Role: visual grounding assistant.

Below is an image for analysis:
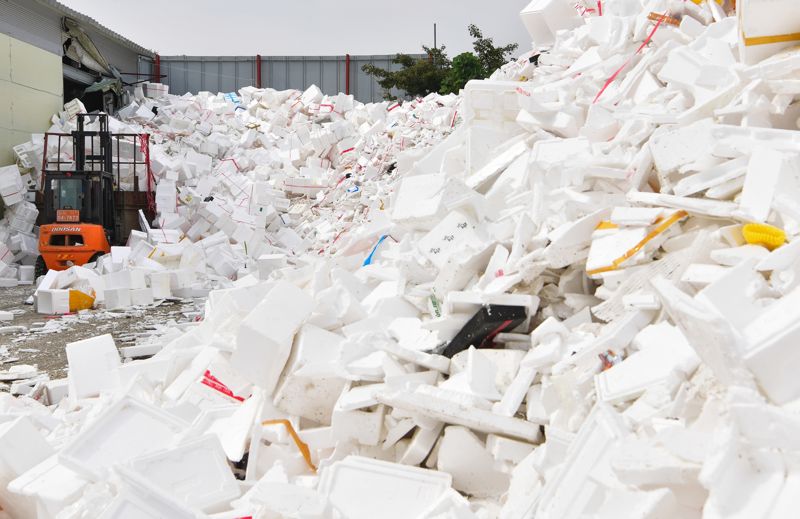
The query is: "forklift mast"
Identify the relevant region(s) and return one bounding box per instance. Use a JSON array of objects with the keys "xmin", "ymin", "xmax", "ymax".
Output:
[
  {"xmin": 39, "ymin": 113, "xmax": 155, "ymax": 245},
  {"xmin": 41, "ymin": 113, "xmax": 117, "ymax": 243}
]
